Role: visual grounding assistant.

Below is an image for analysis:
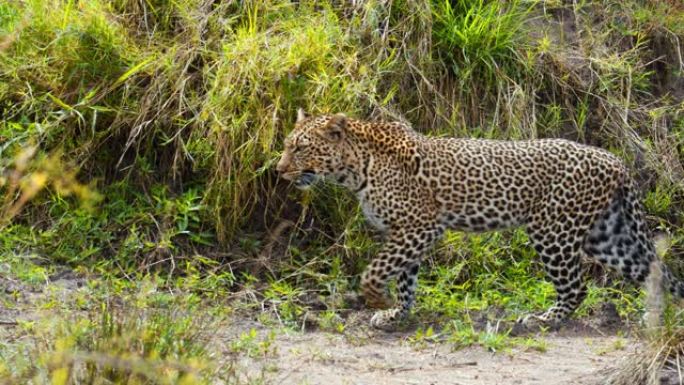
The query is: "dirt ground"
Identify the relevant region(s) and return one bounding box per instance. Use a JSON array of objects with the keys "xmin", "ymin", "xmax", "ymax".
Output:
[
  {"xmin": 229, "ymin": 332, "xmax": 634, "ymax": 385},
  {"xmin": 0, "ymin": 274, "xmax": 643, "ymax": 385},
  {"xmin": 217, "ymin": 312, "xmax": 638, "ymax": 385}
]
